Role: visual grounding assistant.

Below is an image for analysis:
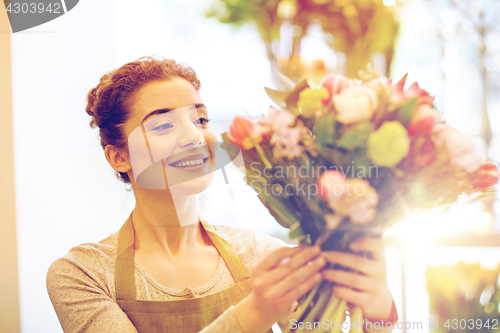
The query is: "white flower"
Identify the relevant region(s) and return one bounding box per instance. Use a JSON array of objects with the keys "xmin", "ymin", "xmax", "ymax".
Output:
[{"xmin": 332, "ymin": 86, "xmax": 378, "ymax": 124}]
